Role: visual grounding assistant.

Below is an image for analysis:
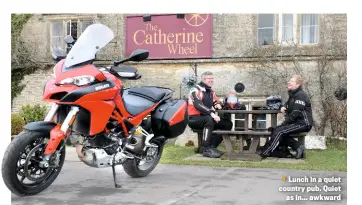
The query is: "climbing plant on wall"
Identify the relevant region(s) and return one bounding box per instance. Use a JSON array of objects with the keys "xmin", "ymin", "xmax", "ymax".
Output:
[{"xmin": 11, "ymin": 14, "xmax": 41, "ymax": 103}]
